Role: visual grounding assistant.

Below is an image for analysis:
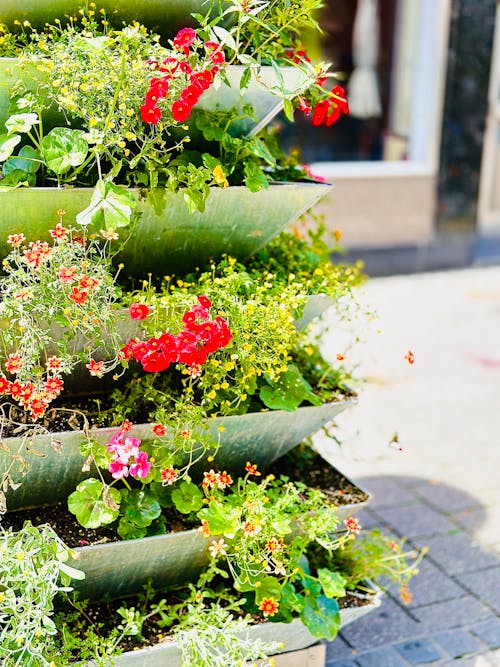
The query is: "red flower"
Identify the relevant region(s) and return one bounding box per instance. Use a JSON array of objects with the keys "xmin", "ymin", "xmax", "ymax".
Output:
[
  {"xmin": 0, "ymin": 377, "xmax": 10, "ymax": 394},
  {"xmin": 58, "ymin": 266, "xmax": 78, "ymax": 284},
  {"xmin": 245, "ymin": 461, "xmax": 261, "ymax": 476},
  {"xmin": 152, "ymin": 423, "xmax": 167, "ymax": 436},
  {"xmin": 198, "ymin": 295, "xmax": 211, "ymax": 309},
  {"xmin": 8, "ymin": 380, "xmax": 23, "ymax": 400},
  {"xmin": 173, "ymin": 27, "xmax": 196, "ymax": 50},
  {"xmin": 344, "ymin": 517, "xmax": 361, "ymax": 534},
  {"xmin": 49, "ymin": 223, "xmax": 68, "ymax": 240},
  {"xmin": 181, "ymin": 85, "xmax": 202, "ymax": 107},
  {"xmin": 45, "ymin": 376, "xmax": 64, "ymax": 396},
  {"xmin": 7, "ymin": 233, "xmax": 25, "ymax": 248},
  {"xmin": 140, "ymin": 104, "xmax": 162, "ymax": 125},
  {"xmin": 190, "ymin": 70, "xmax": 213, "ymax": 92},
  {"xmin": 259, "ymin": 598, "xmax": 279, "ymax": 617},
  {"xmin": 171, "ymin": 99, "xmax": 191, "ymax": 123},
  {"xmin": 129, "ymin": 303, "xmax": 150, "ymax": 321},
  {"xmin": 5, "ymin": 353, "xmax": 23, "ymax": 374},
  {"xmin": 68, "ymin": 288, "xmax": 88, "ymax": 305},
  {"xmin": 160, "ymin": 467, "xmax": 178, "ymax": 485},
  {"xmin": 86, "ymin": 359, "xmax": 104, "ymax": 377},
  {"xmin": 312, "ymin": 100, "xmax": 329, "ymax": 126},
  {"xmin": 149, "ymin": 77, "xmax": 170, "ymax": 98}
]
